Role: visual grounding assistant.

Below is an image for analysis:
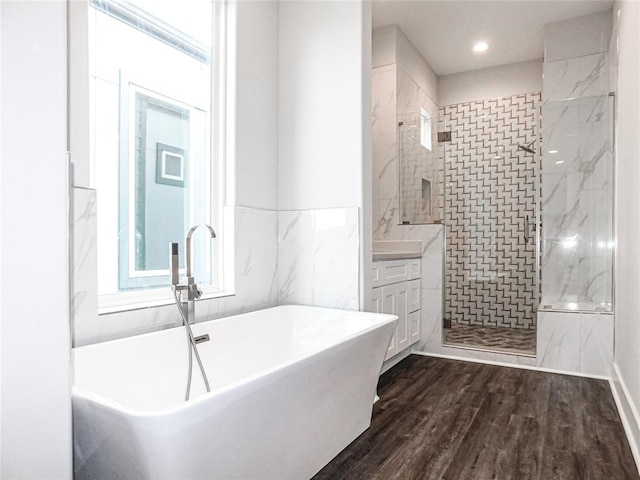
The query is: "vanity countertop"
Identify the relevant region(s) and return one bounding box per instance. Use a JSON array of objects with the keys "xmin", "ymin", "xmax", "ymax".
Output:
[
  {"xmin": 372, "ymin": 240, "xmax": 423, "ymax": 262},
  {"xmin": 373, "ymin": 251, "xmax": 422, "ymax": 261}
]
